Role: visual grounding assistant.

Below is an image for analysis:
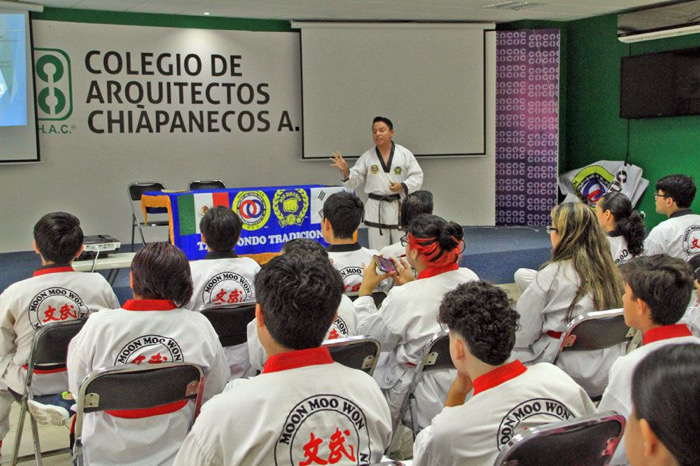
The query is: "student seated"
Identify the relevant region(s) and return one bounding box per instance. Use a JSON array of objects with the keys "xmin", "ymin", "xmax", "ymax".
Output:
[
  {"xmin": 681, "ymin": 254, "xmax": 699, "ymax": 336},
  {"xmin": 174, "ymin": 254, "xmax": 392, "ymax": 465},
  {"xmin": 322, "ymin": 191, "xmax": 387, "ymax": 296},
  {"xmin": 0, "ymin": 212, "xmax": 119, "ymax": 440},
  {"xmin": 644, "ymin": 174, "xmax": 700, "ymax": 260},
  {"xmin": 598, "ymin": 255, "xmax": 699, "ymax": 465},
  {"xmin": 355, "ymin": 213, "xmax": 478, "ymax": 429},
  {"xmin": 66, "ymin": 242, "xmax": 229, "ymax": 465},
  {"xmin": 187, "ymin": 206, "xmax": 260, "ymax": 378},
  {"xmin": 413, "ymin": 281, "xmax": 595, "ymax": 466},
  {"xmin": 512, "ymin": 202, "xmax": 625, "ymax": 397},
  {"xmin": 595, "ymin": 192, "xmax": 645, "ymax": 264},
  {"xmin": 625, "ymin": 344, "xmax": 700, "ymax": 466},
  {"xmin": 247, "ymin": 238, "xmax": 358, "ymax": 371},
  {"xmin": 379, "ymin": 190, "xmax": 434, "ymax": 260}
]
